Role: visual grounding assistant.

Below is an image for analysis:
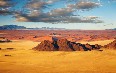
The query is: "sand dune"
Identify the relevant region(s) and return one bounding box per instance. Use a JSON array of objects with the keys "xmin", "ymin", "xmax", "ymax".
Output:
[{"xmin": 0, "ymin": 40, "xmax": 116, "ymax": 73}]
